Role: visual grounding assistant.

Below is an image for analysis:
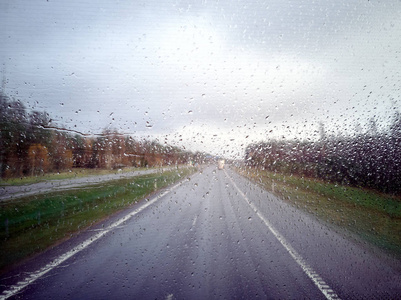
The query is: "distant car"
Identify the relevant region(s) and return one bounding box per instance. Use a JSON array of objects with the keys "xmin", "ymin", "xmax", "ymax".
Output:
[{"xmin": 218, "ymin": 159, "xmax": 225, "ymax": 170}]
